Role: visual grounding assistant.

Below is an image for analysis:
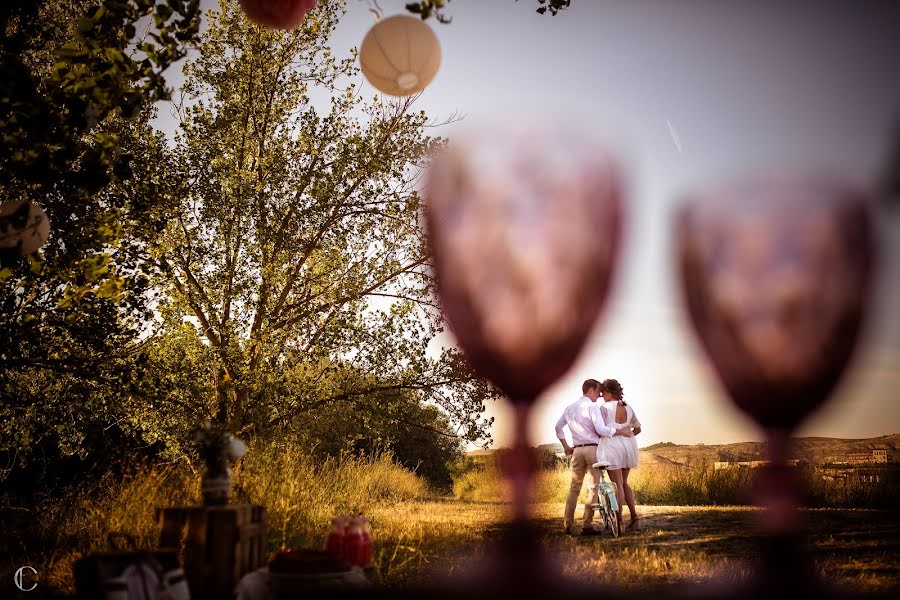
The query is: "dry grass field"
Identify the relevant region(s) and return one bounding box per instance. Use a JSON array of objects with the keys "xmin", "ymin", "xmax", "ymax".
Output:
[
  {"xmin": 370, "ymin": 501, "xmax": 900, "ymax": 593},
  {"xmin": 2, "ymin": 443, "xmax": 898, "ymax": 595}
]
